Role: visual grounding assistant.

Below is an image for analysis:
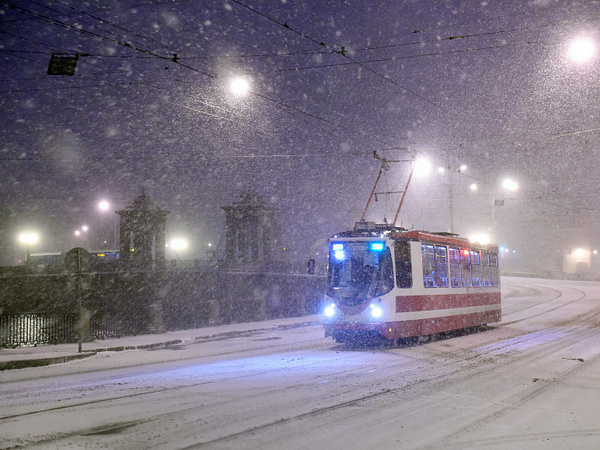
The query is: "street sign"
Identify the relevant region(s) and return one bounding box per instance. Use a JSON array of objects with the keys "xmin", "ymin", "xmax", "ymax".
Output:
[
  {"xmin": 65, "ymin": 247, "xmax": 91, "ymax": 272},
  {"xmin": 47, "ymin": 53, "xmax": 78, "ymax": 76}
]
